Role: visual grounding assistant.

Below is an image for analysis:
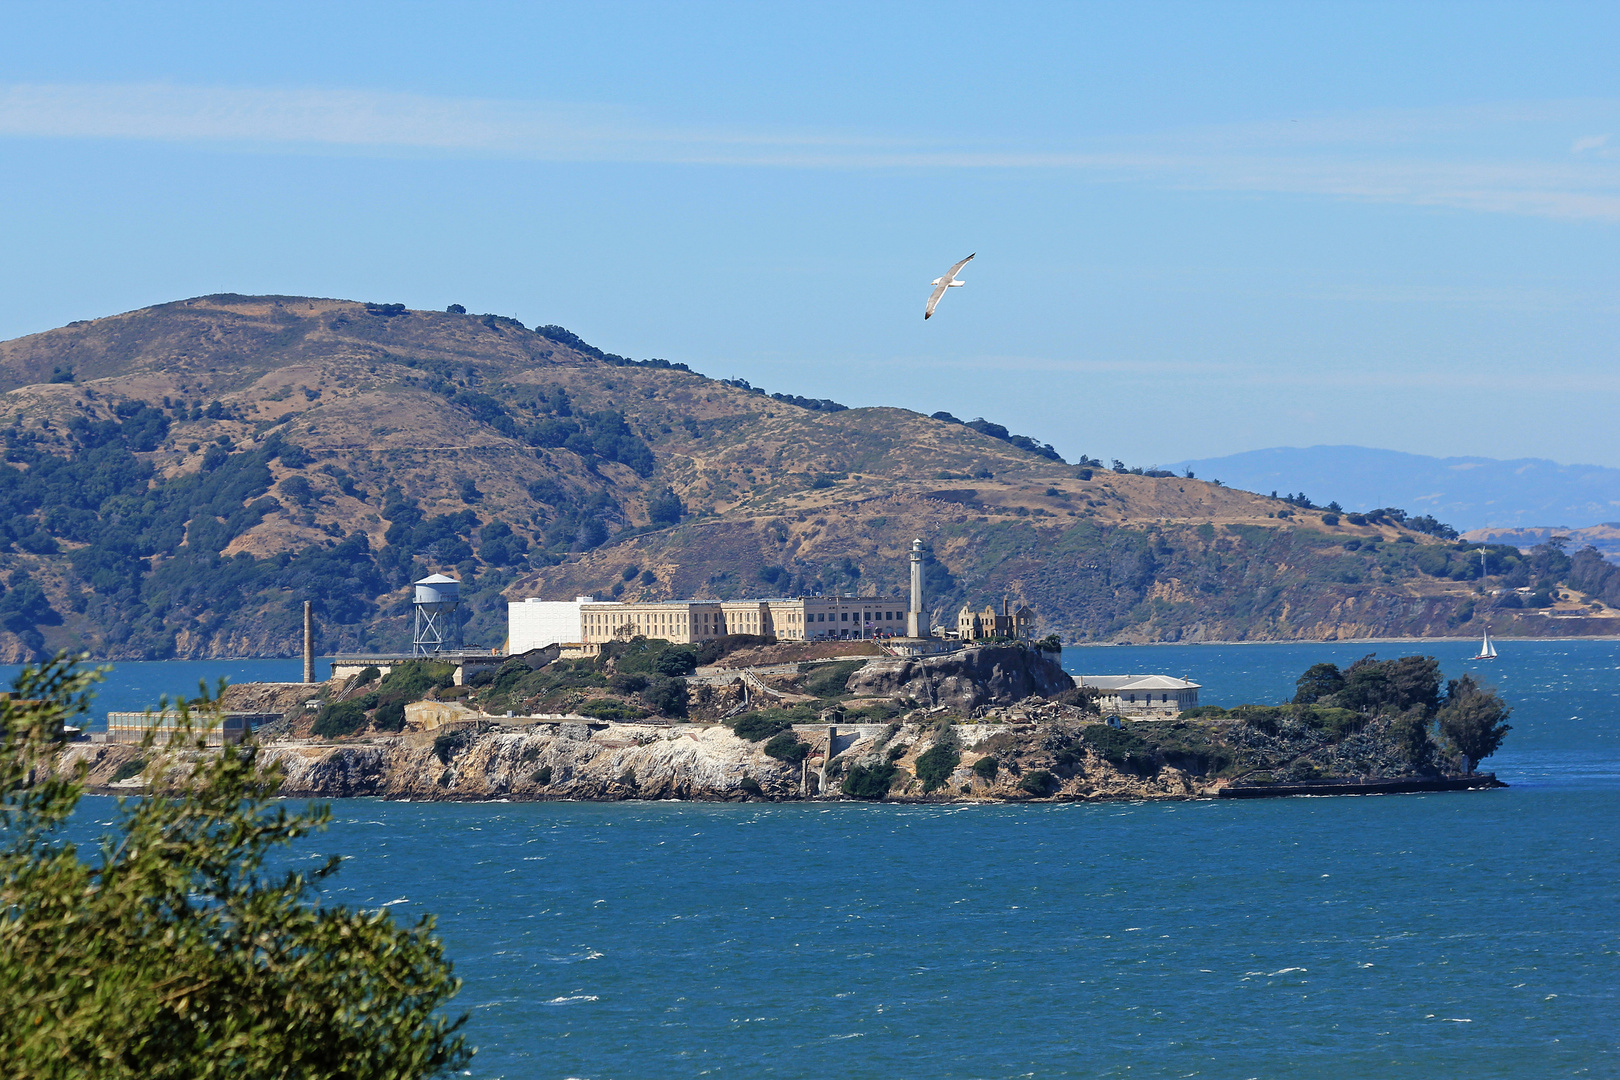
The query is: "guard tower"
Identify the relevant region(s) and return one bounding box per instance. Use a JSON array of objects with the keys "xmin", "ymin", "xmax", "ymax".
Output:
[{"xmin": 413, "ymin": 574, "xmax": 462, "ymax": 657}]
